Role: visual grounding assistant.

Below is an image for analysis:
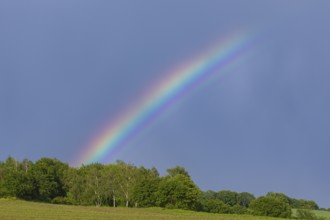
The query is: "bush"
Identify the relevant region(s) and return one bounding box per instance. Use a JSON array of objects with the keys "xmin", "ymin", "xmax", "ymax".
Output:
[
  {"xmin": 156, "ymin": 175, "xmax": 201, "ymax": 210},
  {"xmin": 51, "ymin": 196, "xmax": 71, "ymax": 205},
  {"xmin": 232, "ymin": 204, "xmax": 247, "ymax": 214},
  {"xmin": 199, "ymin": 199, "xmax": 233, "ymax": 214},
  {"xmin": 250, "ymin": 196, "xmax": 292, "ymax": 218}
]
